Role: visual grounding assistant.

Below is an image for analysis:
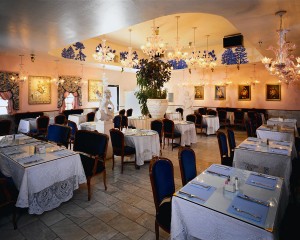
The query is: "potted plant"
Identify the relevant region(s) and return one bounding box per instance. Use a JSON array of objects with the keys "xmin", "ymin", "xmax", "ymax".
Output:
[{"xmin": 135, "ymin": 58, "xmax": 171, "ymax": 118}]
